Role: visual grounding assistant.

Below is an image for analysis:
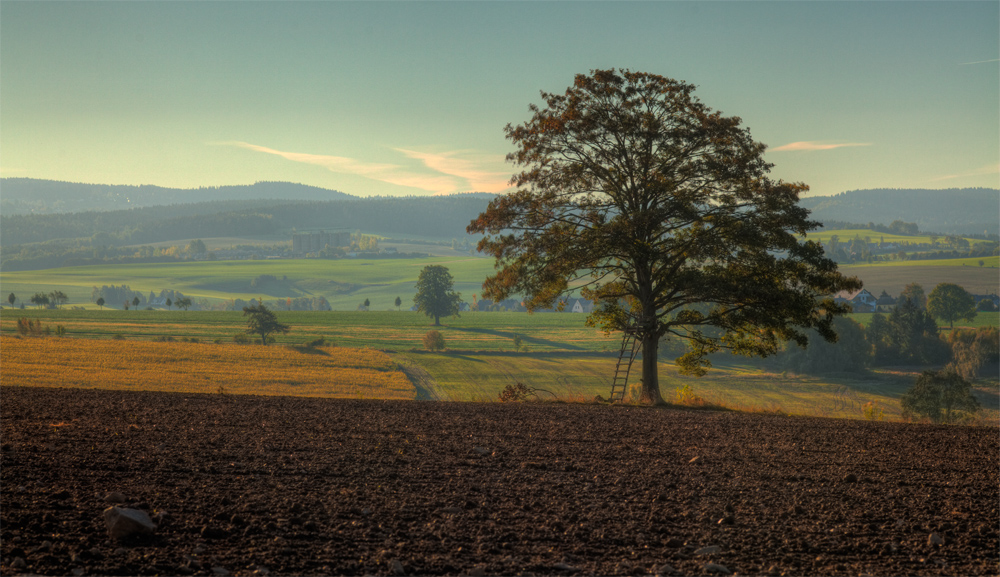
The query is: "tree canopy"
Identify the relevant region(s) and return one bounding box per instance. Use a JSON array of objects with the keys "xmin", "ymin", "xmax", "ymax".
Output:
[
  {"xmin": 413, "ymin": 265, "xmax": 461, "ymax": 326},
  {"xmin": 927, "ymin": 283, "xmax": 976, "ymax": 329},
  {"xmin": 468, "ymin": 69, "xmax": 861, "ymax": 403}
]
